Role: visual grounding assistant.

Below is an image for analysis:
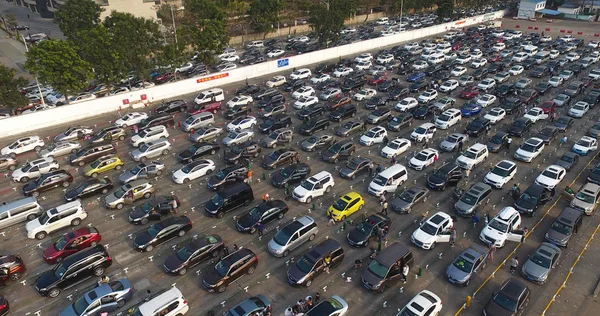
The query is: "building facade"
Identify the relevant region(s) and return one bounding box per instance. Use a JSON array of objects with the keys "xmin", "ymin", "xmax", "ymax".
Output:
[{"xmin": 517, "ymin": 0, "xmax": 546, "ymax": 19}]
